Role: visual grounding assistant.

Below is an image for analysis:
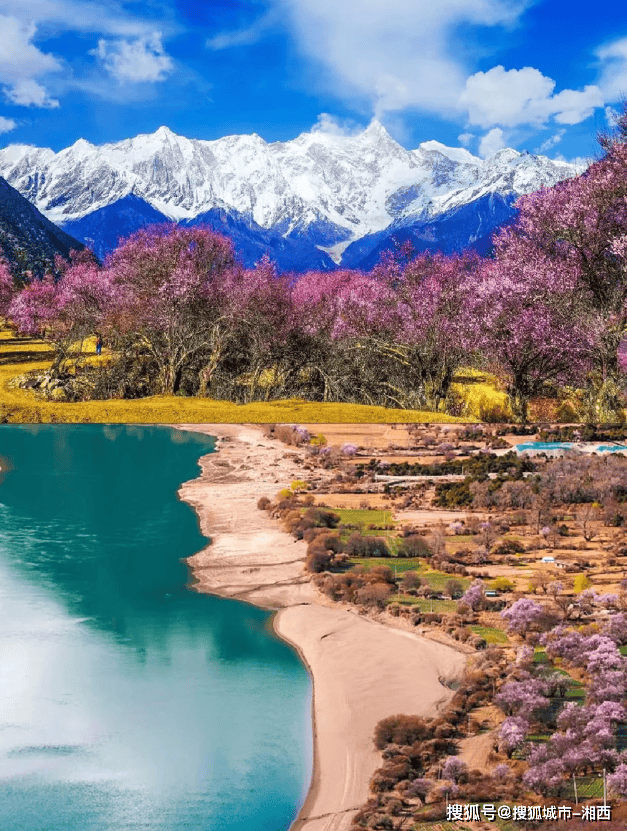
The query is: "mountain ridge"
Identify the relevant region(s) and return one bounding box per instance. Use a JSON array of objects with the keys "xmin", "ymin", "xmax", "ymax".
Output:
[{"xmin": 0, "ymin": 122, "xmax": 588, "ymax": 271}]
